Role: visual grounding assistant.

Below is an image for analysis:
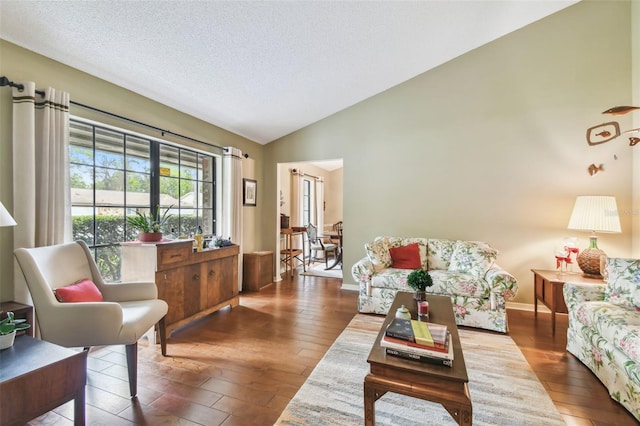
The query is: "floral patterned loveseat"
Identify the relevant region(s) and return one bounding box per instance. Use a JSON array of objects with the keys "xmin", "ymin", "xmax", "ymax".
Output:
[
  {"xmin": 352, "ymin": 236, "xmax": 518, "ymax": 333},
  {"xmin": 564, "ymin": 257, "xmax": 640, "ymax": 421}
]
